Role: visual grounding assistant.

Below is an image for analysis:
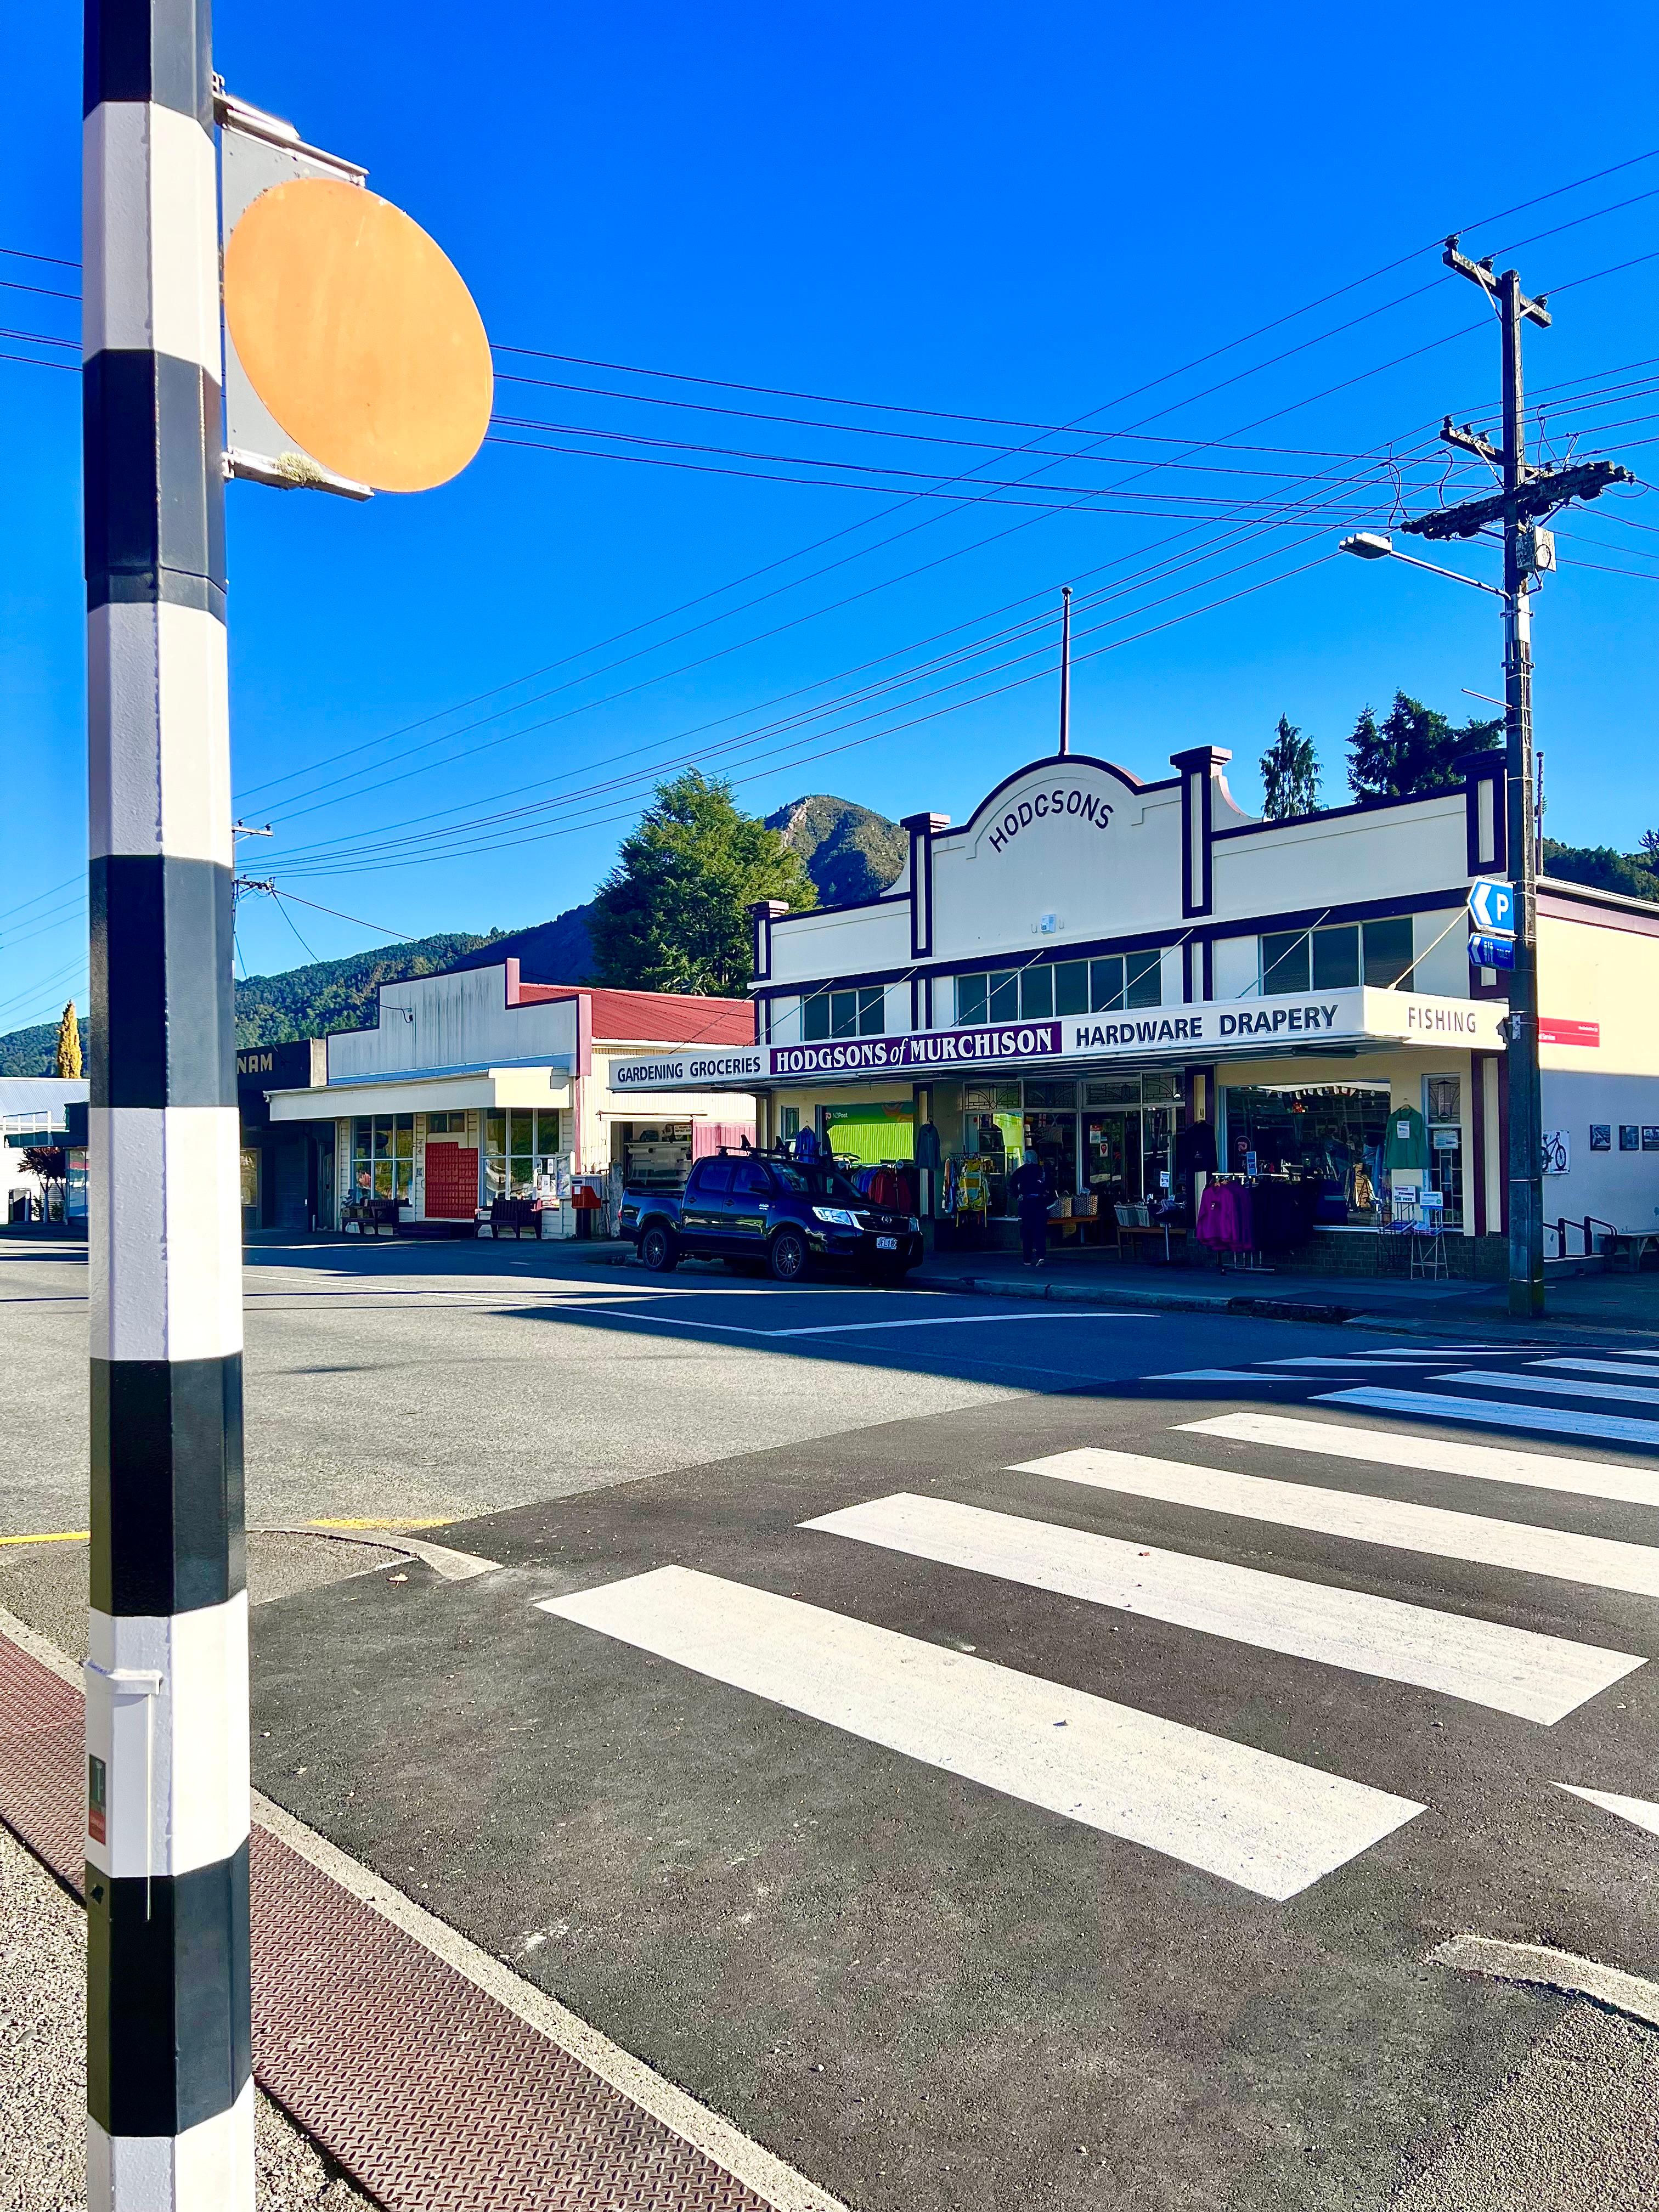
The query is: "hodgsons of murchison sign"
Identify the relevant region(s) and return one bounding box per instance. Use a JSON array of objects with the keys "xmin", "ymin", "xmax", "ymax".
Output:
[{"xmin": 606, "ymin": 989, "xmax": 1508, "ymax": 1091}]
